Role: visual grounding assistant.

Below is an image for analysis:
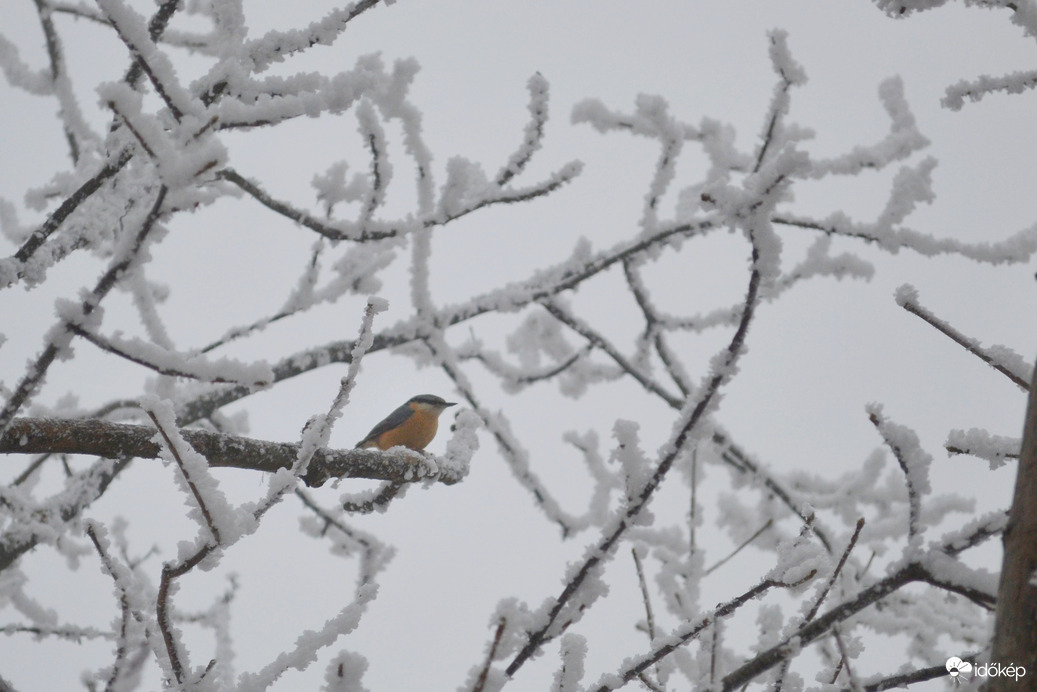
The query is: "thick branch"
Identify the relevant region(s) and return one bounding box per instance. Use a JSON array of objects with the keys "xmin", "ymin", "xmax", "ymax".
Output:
[
  {"xmin": 0, "ymin": 417, "xmax": 461, "ymax": 488},
  {"xmin": 987, "ymin": 355, "xmax": 1037, "ymax": 687}
]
